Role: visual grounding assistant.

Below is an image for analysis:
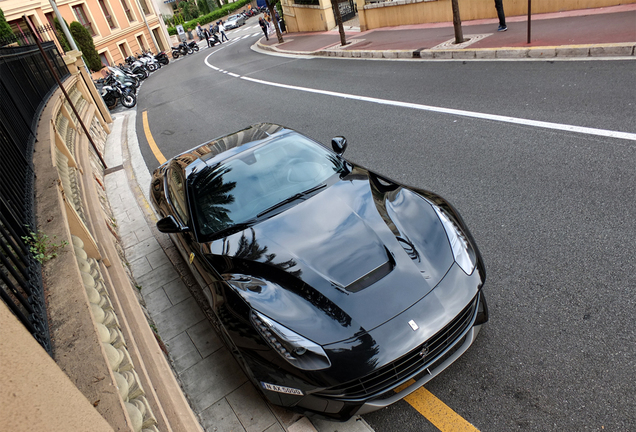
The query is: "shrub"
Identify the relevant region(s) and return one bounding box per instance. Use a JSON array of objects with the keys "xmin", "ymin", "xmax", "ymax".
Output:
[
  {"xmin": 0, "ymin": 8, "xmax": 13, "ymax": 40},
  {"xmin": 69, "ymin": 21, "xmax": 102, "ymax": 72},
  {"xmin": 53, "ymin": 17, "xmax": 71, "ymax": 52}
]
